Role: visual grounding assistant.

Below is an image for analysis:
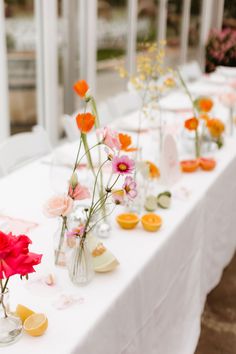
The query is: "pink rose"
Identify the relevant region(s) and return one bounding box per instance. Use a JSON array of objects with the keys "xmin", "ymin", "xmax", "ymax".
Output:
[{"xmin": 43, "ymin": 195, "xmax": 73, "ymax": 218}]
